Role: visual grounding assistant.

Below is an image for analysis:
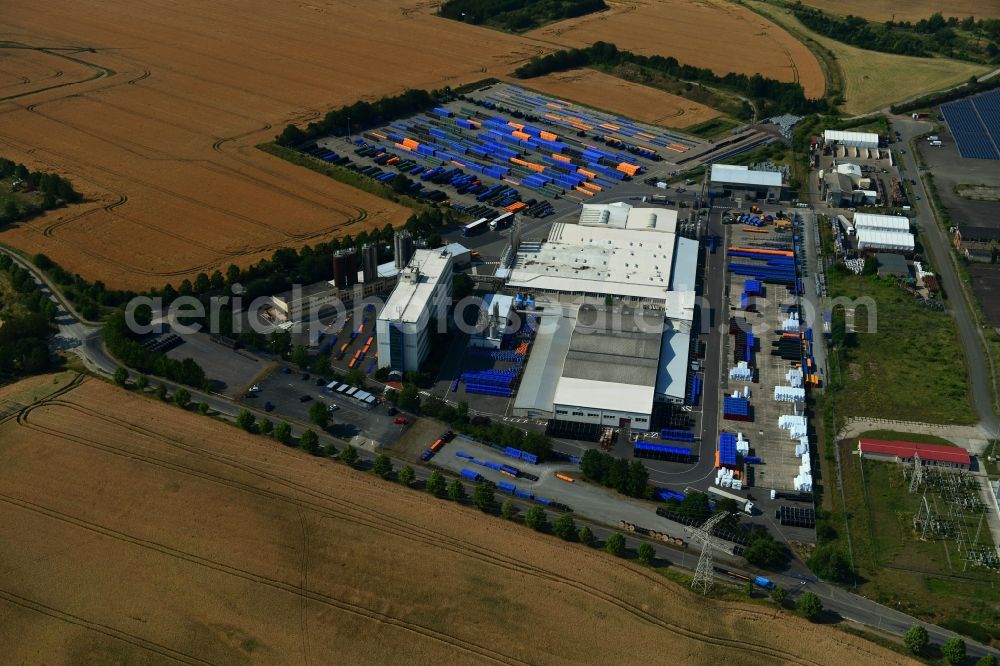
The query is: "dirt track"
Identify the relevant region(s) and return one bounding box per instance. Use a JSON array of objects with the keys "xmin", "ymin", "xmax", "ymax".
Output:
[{"xmin": 0, "ymin": 375, "xmax": 915, "ymax": 665}]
